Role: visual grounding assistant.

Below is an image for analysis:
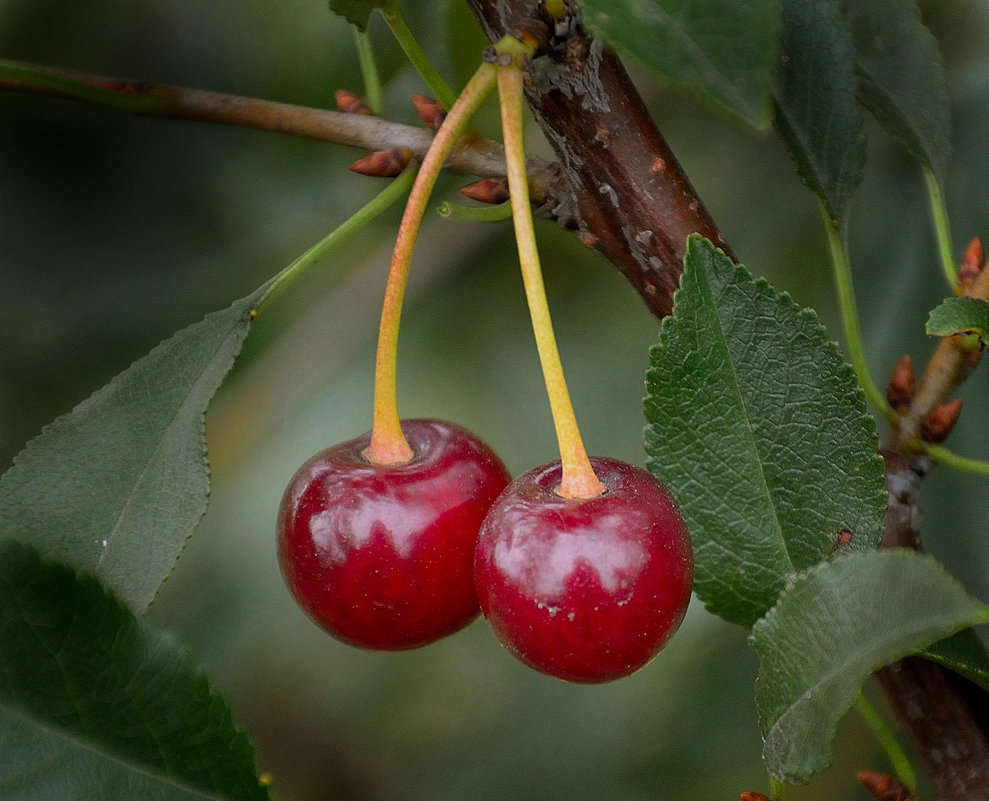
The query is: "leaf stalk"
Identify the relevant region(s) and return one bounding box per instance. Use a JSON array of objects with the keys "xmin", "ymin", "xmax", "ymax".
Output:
[{"xmin": 821, "ymin": 205, "xmax": 895, "ymax": 421}]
